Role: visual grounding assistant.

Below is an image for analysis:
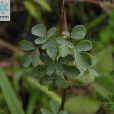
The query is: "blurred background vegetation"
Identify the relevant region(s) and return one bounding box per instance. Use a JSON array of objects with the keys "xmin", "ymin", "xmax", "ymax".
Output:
[{"xmin": 0, "ymin": 0, "xmax": 114, "ymax": 114}]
